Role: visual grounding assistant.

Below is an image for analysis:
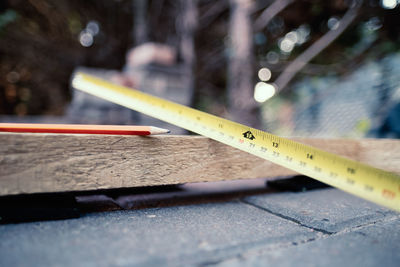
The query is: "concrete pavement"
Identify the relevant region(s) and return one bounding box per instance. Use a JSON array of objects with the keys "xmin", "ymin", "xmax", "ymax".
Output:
[{"xmin": 0, "ymin": 183, "xmax": 399, "ymax": 267}]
